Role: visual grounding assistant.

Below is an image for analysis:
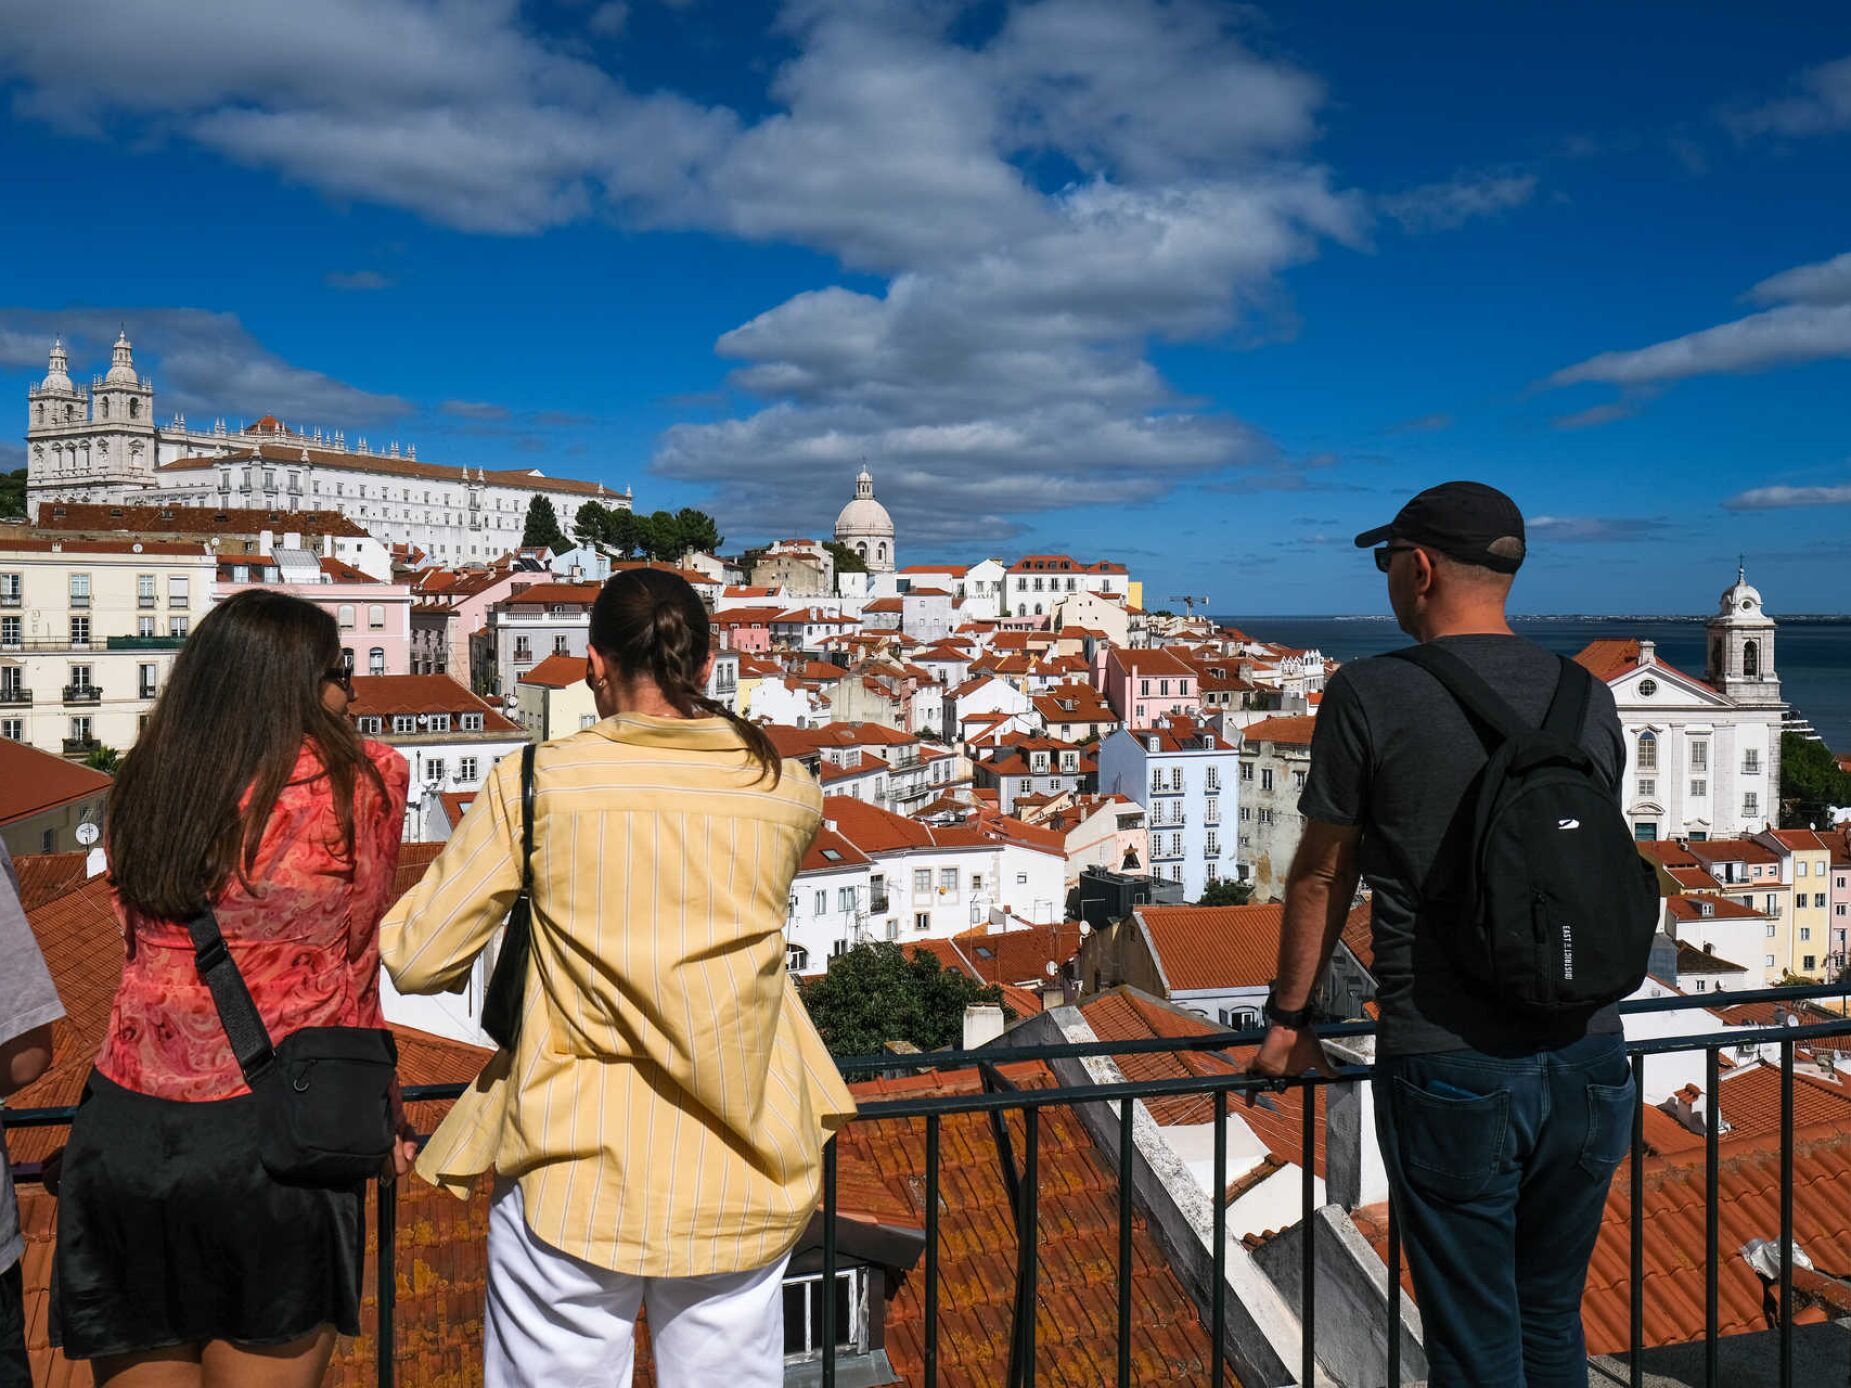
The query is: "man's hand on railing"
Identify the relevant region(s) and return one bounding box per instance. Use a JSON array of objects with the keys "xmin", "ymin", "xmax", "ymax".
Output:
[{"xmin": 1247, "ymin": 1023, "xmax": 1336, "ymax": 1106}]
